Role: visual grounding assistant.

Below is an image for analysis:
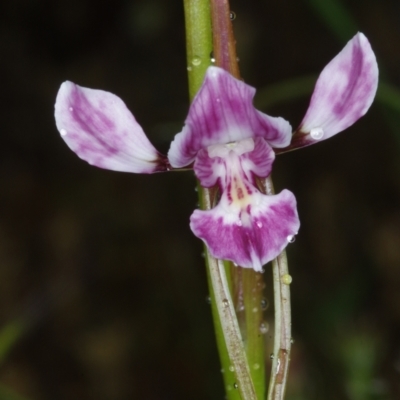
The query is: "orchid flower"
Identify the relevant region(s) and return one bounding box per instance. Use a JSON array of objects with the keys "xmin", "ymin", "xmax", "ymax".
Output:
[{"xmin": 54, "ymin": 33, "xmax": 378, "ymax": 272}]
